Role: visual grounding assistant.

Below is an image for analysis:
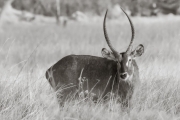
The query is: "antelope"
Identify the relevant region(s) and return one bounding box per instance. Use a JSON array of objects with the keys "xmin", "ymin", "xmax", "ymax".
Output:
[{"xmin": 45, "ymin": 8, "xmax": 144, "ymax": 107}]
